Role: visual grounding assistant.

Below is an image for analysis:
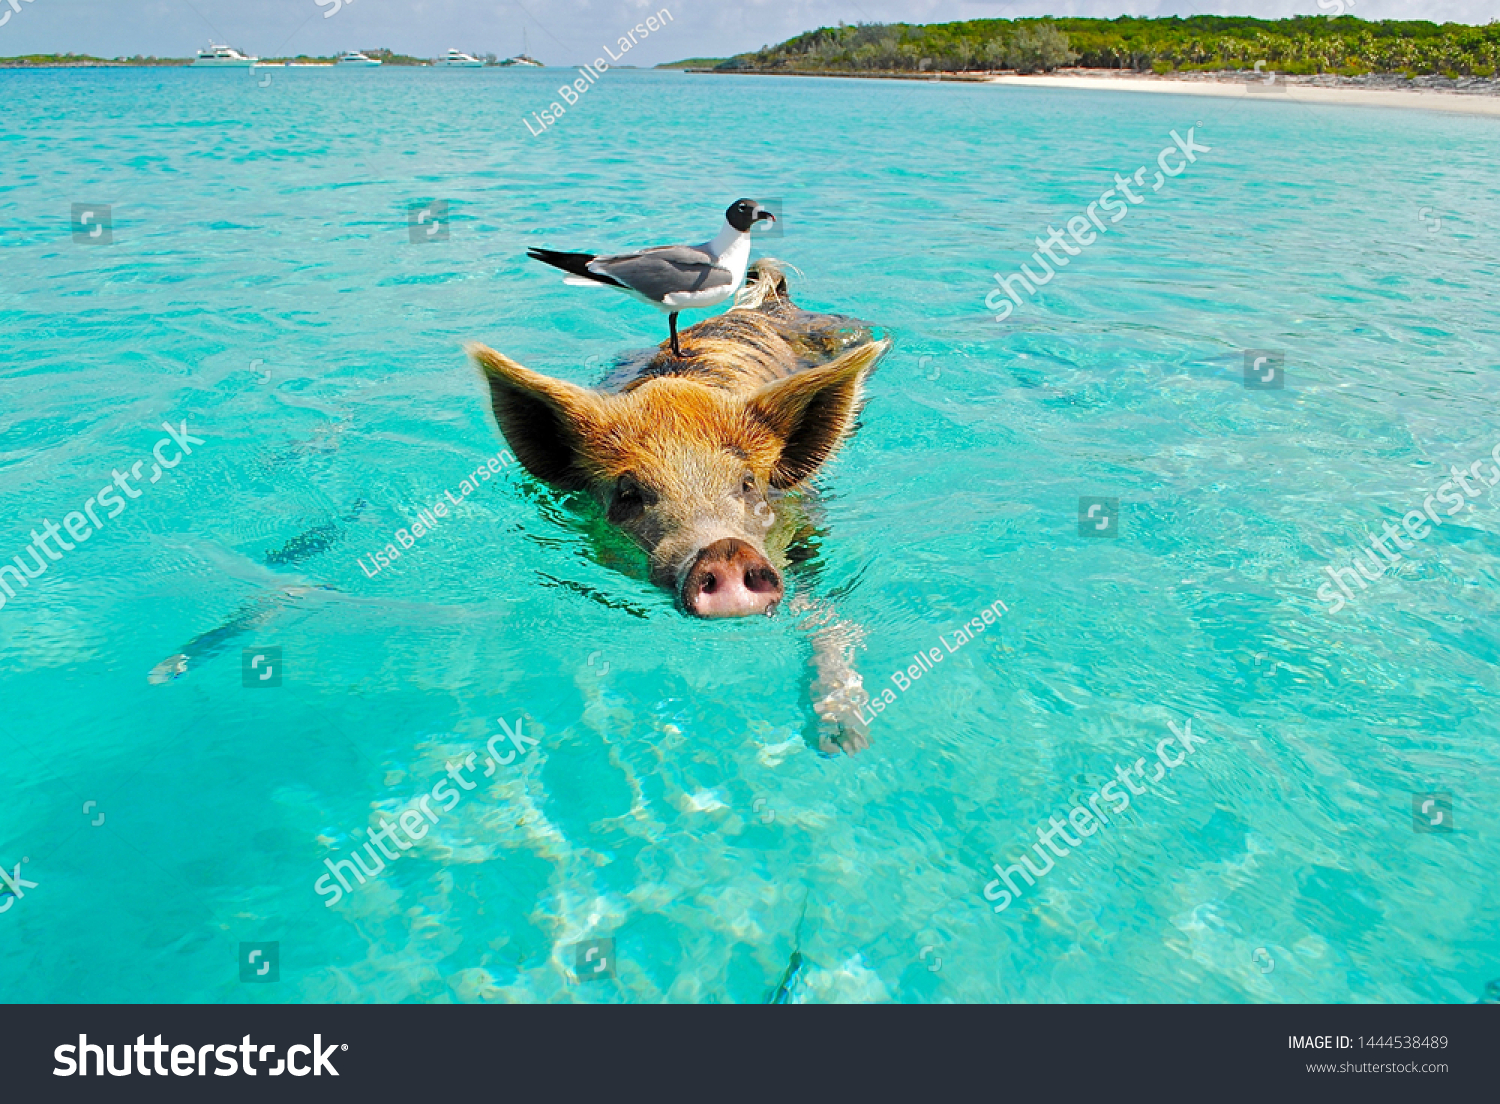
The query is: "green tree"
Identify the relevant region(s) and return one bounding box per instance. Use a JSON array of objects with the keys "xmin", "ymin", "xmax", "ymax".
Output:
[{"xmin": 1006, "ymin": 24, "xmax": 1078, "ymax": 72}]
